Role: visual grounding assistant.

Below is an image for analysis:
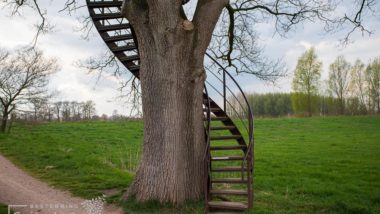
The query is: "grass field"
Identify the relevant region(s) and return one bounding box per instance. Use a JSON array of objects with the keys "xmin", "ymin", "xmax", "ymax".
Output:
[
  {"xmin": 0, "ymin": 204, "xmax": 8, "ymax": 214},
  {"xmin": 0, "ymin": 116, "xmax": 379, "ymax": 213}
]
